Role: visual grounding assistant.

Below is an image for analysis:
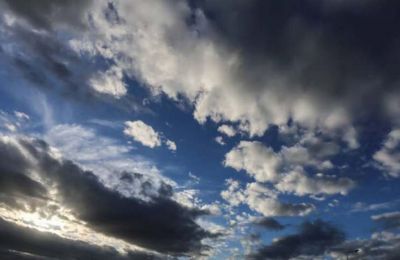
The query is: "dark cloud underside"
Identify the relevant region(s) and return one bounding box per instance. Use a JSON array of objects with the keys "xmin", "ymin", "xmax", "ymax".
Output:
[
  {"xmin": 0, "ymin": 136, "xmax": 212, "ymax": 256},
  {"xmin": 0, "ymin": 217, "xmax": 155, "ymax": 260}
]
